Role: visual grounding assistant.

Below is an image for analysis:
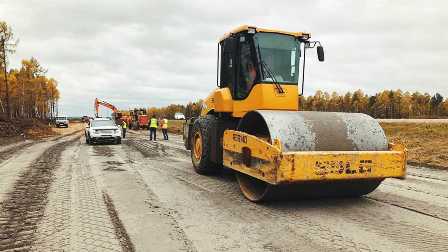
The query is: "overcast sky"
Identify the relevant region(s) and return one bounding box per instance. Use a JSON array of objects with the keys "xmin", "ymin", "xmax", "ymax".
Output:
[{"xmin": 1, "ymin": 0, "xmax": 447, "ymax": 116}]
